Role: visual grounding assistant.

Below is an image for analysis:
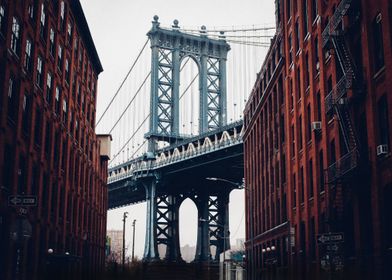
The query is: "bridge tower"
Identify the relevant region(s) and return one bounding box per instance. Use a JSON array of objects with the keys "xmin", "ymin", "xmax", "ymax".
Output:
[
  {"xmin": 145, "ymin": 15, "xmax": 230, "ymax": 152},
  {"xmin": 141, "ymin": 16, "xmax": 234, "ymax": 263}
]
